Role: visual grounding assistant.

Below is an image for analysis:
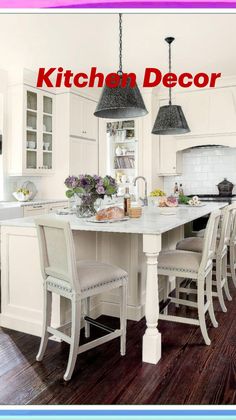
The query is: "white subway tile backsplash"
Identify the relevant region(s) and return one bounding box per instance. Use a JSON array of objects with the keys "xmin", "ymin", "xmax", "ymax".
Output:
[{"xmin": 163, "ymin": 146, "xmax": 236, "ymax": 196}]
